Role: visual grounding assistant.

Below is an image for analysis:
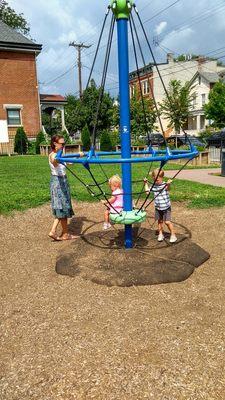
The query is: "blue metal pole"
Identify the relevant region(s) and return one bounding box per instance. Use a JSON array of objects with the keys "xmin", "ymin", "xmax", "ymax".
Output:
[{"xmin": 117, "ymin": 19, "xmax": 132, "ymax": 248}]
